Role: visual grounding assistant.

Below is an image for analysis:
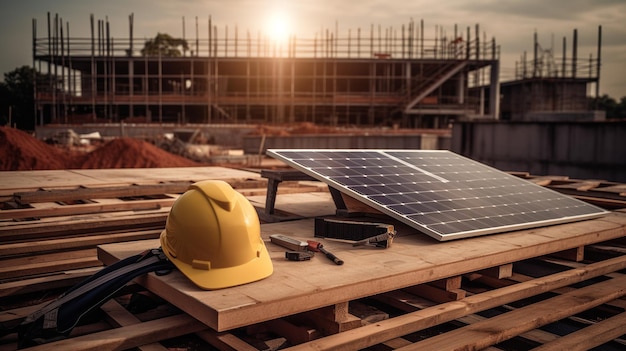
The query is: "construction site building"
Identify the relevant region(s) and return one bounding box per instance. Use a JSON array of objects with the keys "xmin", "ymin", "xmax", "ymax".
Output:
[
  {"xmin": 499, "ymin": 28, "xmax": 603, "ymax": 121},
  {"xmin": 32, "ymin": 14, "xmax": 500, "ymax": 129}
]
